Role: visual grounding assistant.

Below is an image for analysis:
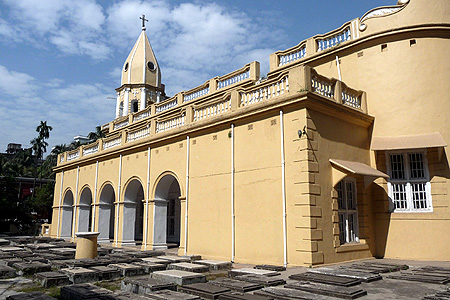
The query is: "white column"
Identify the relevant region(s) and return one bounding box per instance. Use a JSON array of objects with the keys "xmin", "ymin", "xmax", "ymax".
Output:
[
  {"xmin": 56, "ymin": 171, "xmax": 64, "ymax": 238},
  {"xmin": 140, "ymin": 88, "xmax": 147, "ymax": 111},
  {"xmin": 123, "ymin": 89, "xmax": 130, "ymax": 115},
  {"xmin": 115, "ymin": 92, "xmax": 121, "ymax": 118}
]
